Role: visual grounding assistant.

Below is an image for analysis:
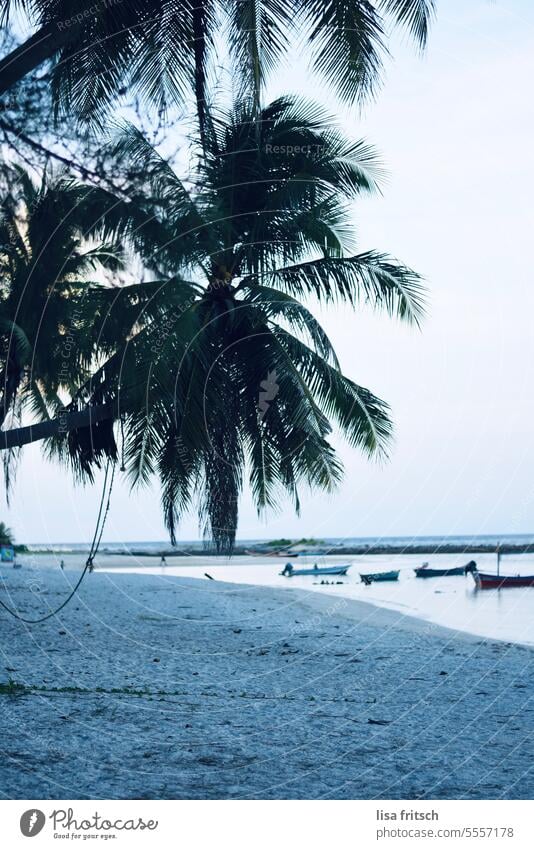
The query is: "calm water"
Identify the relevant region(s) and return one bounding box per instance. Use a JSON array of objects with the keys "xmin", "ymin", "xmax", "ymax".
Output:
[
  {"xmin": 18, "ymin": 539, "xmax": 534, "ymax": 647},
  {"xmin": 99, "ymin": 550, "xmax": 534, "ymax": 647},
  {"xmin": 24, "ymin": 532, "xmax": 534, "ymax": 553}
]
